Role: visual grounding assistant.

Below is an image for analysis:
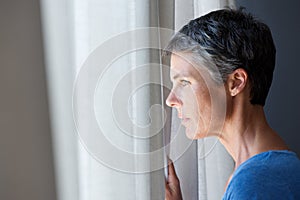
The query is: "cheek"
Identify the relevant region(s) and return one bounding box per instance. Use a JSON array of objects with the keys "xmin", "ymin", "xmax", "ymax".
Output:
[
  {"xmin": 193, "ymin": 85, "xmax": 212, "ymax": 113},
  {"xmin": 194, "ymin": 86, "xmax": 226, "ymax": 132},
  {"xmin": 192, "ymin": 87, "xmax": 212, "ymax": 130},
  {"xmin": 181, "ymin": 87, "xmax": 198, "ymax": 107},
  {"xmin": 211, "ymin": 88, "xmax": 227, "ymax": 117},
  {"xmin": 207, "ymin": 87, "xmax": 227, "ymax": 133}
]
